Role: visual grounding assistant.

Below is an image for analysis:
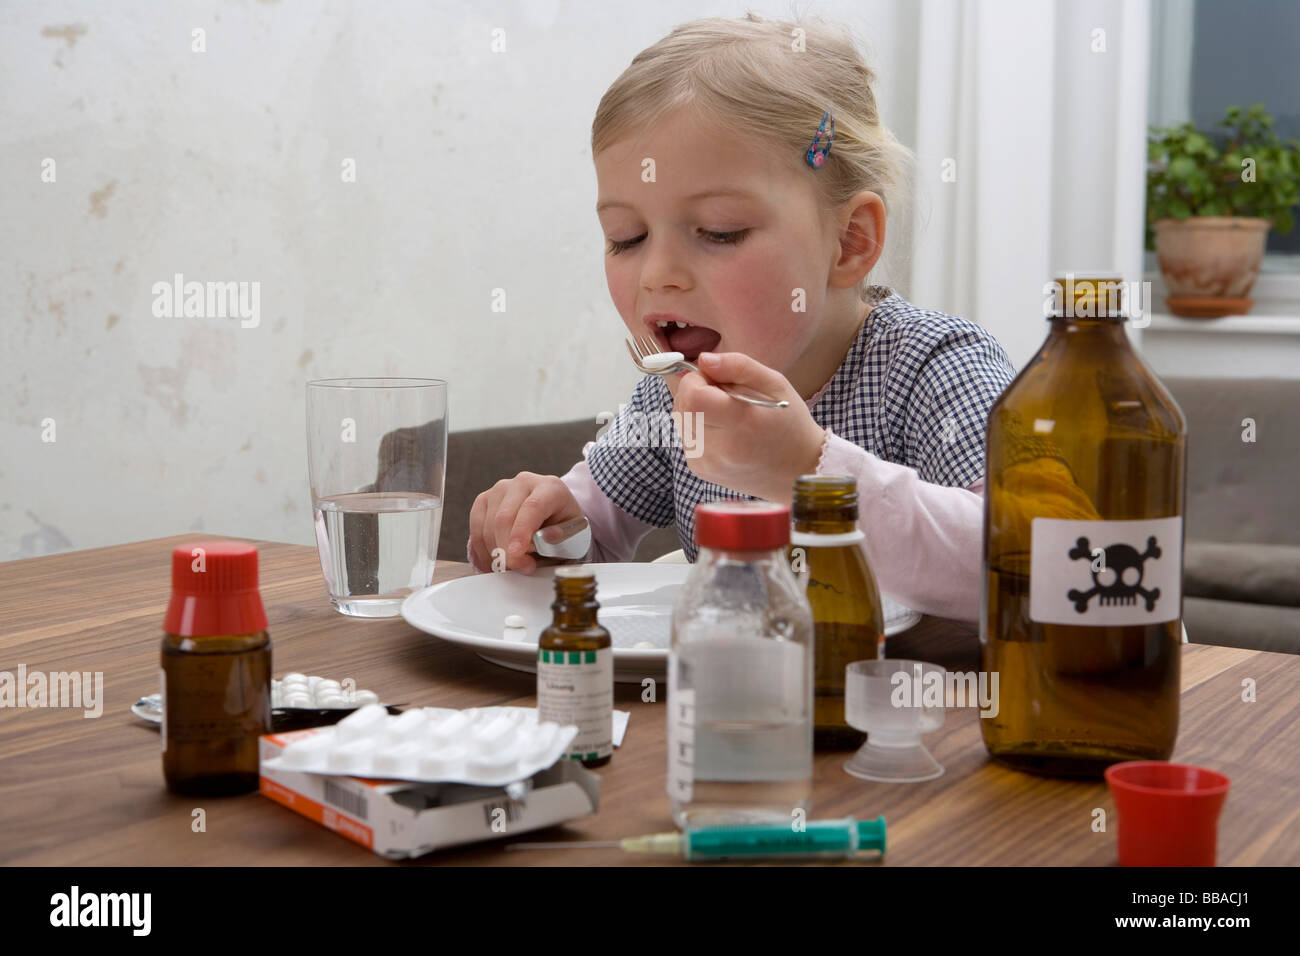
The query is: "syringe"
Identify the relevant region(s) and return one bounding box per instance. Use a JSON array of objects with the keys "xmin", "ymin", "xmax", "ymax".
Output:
[{"xmin": 507, "ymin": 816, "xmax": 885, "ymax": 861}]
